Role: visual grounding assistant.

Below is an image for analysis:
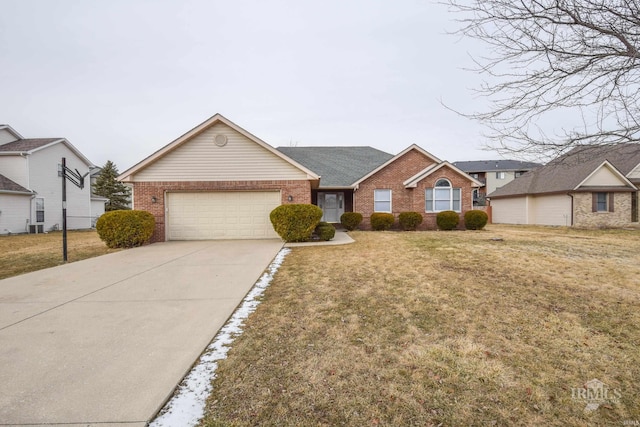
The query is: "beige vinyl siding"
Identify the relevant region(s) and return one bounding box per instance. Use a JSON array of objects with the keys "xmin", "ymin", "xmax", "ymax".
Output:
[
  {"xmin": 491, "ymin": 196, "xmax": 528, "ymax": 224},
  {"xmin": 581, "ymin": 165, "xmax": 626, "ymax": 187},
  {"xmin": 133, "ymin": 123, "xmax": 309, "ymax": 182},
  {"xmin": 530, "ymin": 194, "xmax": 572, "ymax": 226},
  {"xmin": 627, "ymin": 163, "xmax": 640, "ymax": 180},
  {"xmin": 166, "ymin": 191, "xmax": 280, "ymax": 240}
]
